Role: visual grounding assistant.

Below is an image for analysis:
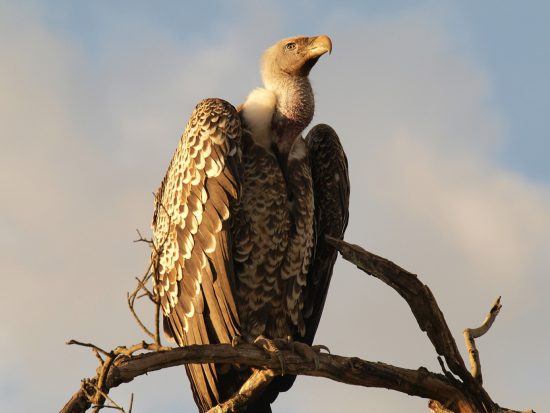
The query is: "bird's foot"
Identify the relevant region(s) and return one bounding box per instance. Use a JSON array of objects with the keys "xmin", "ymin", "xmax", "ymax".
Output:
[
  {"xmin": 231, "ymin": 335, "xmax": 244, "ymax": 348},
  {"xmin": 291, "ymin": 342, "xmax": 330, "ymax": 370},
  {"xmin": 253, "ymin": 335, "xmax": 290, "ymax": 376}
]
